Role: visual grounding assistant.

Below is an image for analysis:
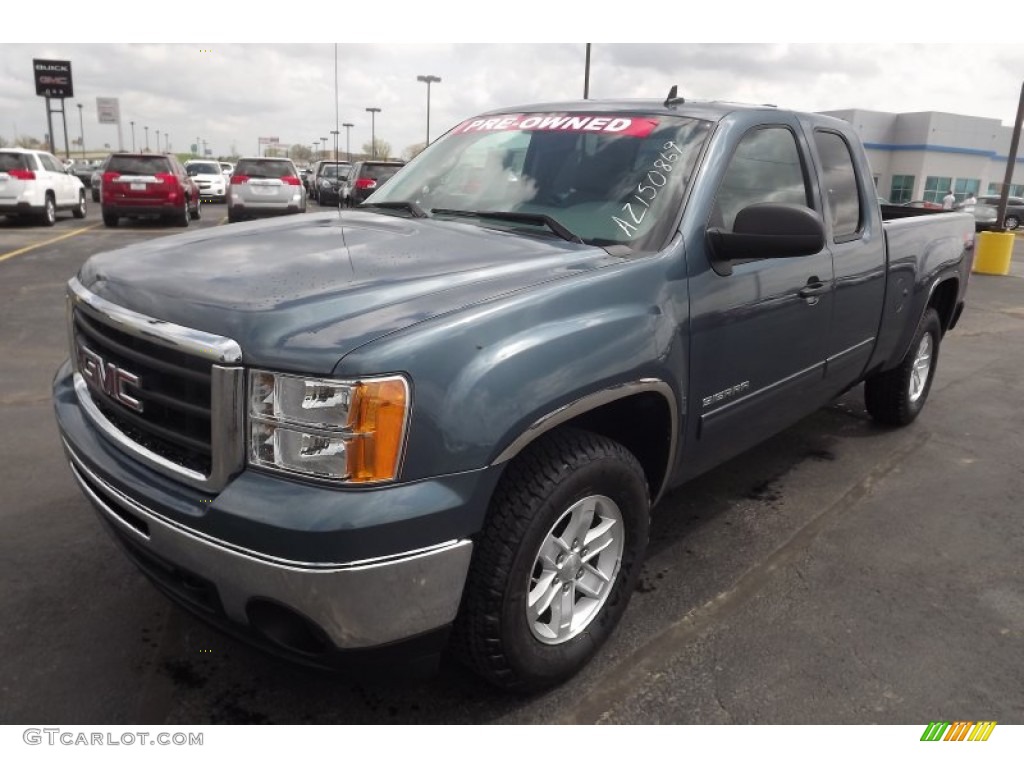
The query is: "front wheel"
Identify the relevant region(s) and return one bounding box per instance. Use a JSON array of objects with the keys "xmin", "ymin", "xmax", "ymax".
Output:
[
  {"xmin": 1005, "ymin": 215, "xmax": 1019, "ymax": 231},
  {"xmin": 865, "ymin": 307, "xmax": 942, "ymax": 426},
  {"xmin": 453, "ymin": 428, "xmax": 650, "ymax": 692}
]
